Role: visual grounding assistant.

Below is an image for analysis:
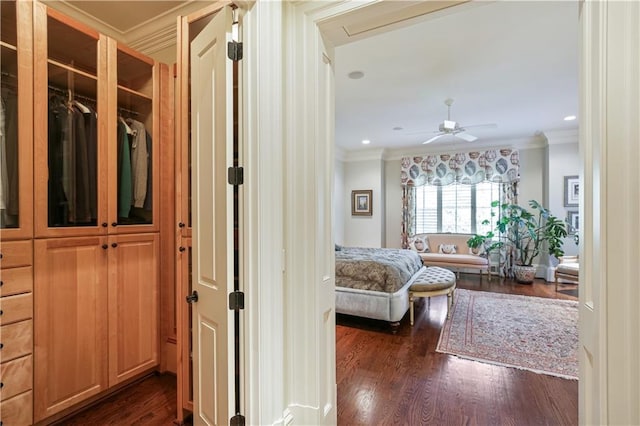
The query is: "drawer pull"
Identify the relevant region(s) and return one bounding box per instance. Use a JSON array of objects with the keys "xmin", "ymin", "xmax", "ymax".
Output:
[
  {"xmin": 179, "ymin": 246, "xmax": 186, "ymax": 252},
  {"xmin": 102, "ymin": 222, "xmax": 108, "ymax": 227},
  {"xmin": 0, "ymin": 343, "xmax": 3, "ymax": 349},
  {"xmin": 0, "ymin": 310, "xmax": 3, "ymax": 316},
  {"xmin": 111, "ymin": 243, "xmax": 118, "ymax": 248},
  {"xmin": 178, "ymin": 222, "xmax": 185, "ymax": 228},
  {"xmin": 102, "ymin": 244, "xmax": 108, "ymax": 250},
  {"xmin": 0, "ymin": 280, "xmax": 3, "ymax": 286},
  {"xmin": 111, "ymin": 222, "xmax": 118, "ymax": 227},
  {"xmin": 0, "ymin": 382, "xmax": 3, "ymax": 388}
]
